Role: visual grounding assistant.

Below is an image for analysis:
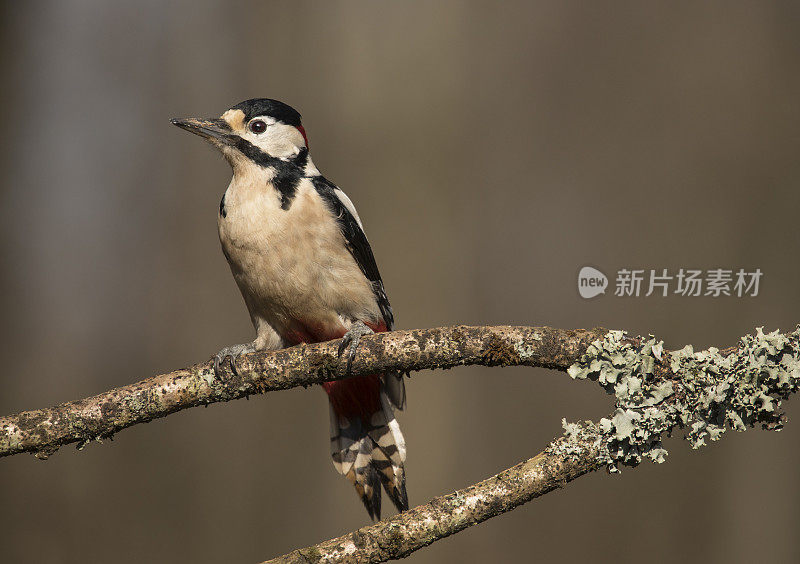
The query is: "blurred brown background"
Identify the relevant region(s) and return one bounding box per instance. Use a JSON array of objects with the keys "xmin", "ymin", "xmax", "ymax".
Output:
[{"xmin": 1, "ymin": 2, "xmax": 799, "ymax": 563}]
